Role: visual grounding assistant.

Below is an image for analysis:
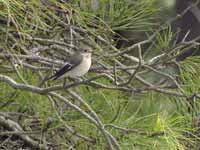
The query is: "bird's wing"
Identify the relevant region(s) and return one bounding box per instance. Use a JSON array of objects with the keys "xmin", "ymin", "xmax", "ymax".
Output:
[
  {"xmin": 48, "ymin": 55, "xmax": 83, "ymax": 80},
  {"xmin": 50, "ymin": 63, "xmax": 73, "ymax": 80}
]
